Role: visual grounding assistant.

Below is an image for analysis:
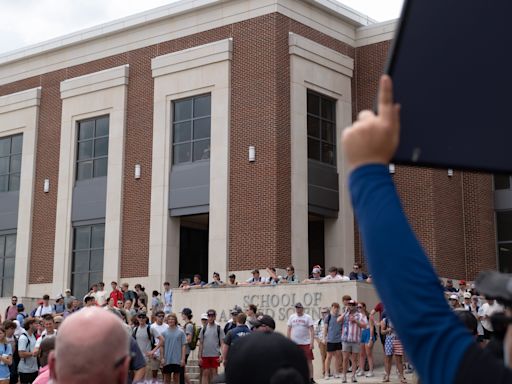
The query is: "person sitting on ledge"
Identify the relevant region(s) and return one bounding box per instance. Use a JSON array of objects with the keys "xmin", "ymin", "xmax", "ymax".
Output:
[
  {"xmin": 279, "ymin": 265, "xmax": 299, "ymax": 284},
  {"xmin": 190, "ymin": 275, "xmax": 206, "ymax": 288}
]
